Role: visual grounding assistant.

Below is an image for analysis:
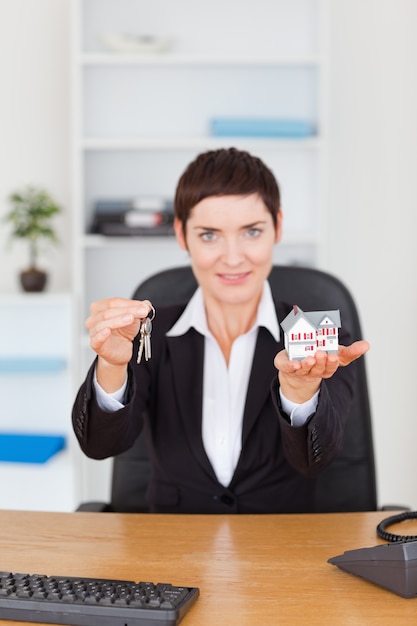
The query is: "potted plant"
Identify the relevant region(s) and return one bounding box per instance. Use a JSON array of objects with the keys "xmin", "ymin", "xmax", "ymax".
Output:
[{"xmin": 4, "ymin": 185, "xmax": 61, "ymax": 292}]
